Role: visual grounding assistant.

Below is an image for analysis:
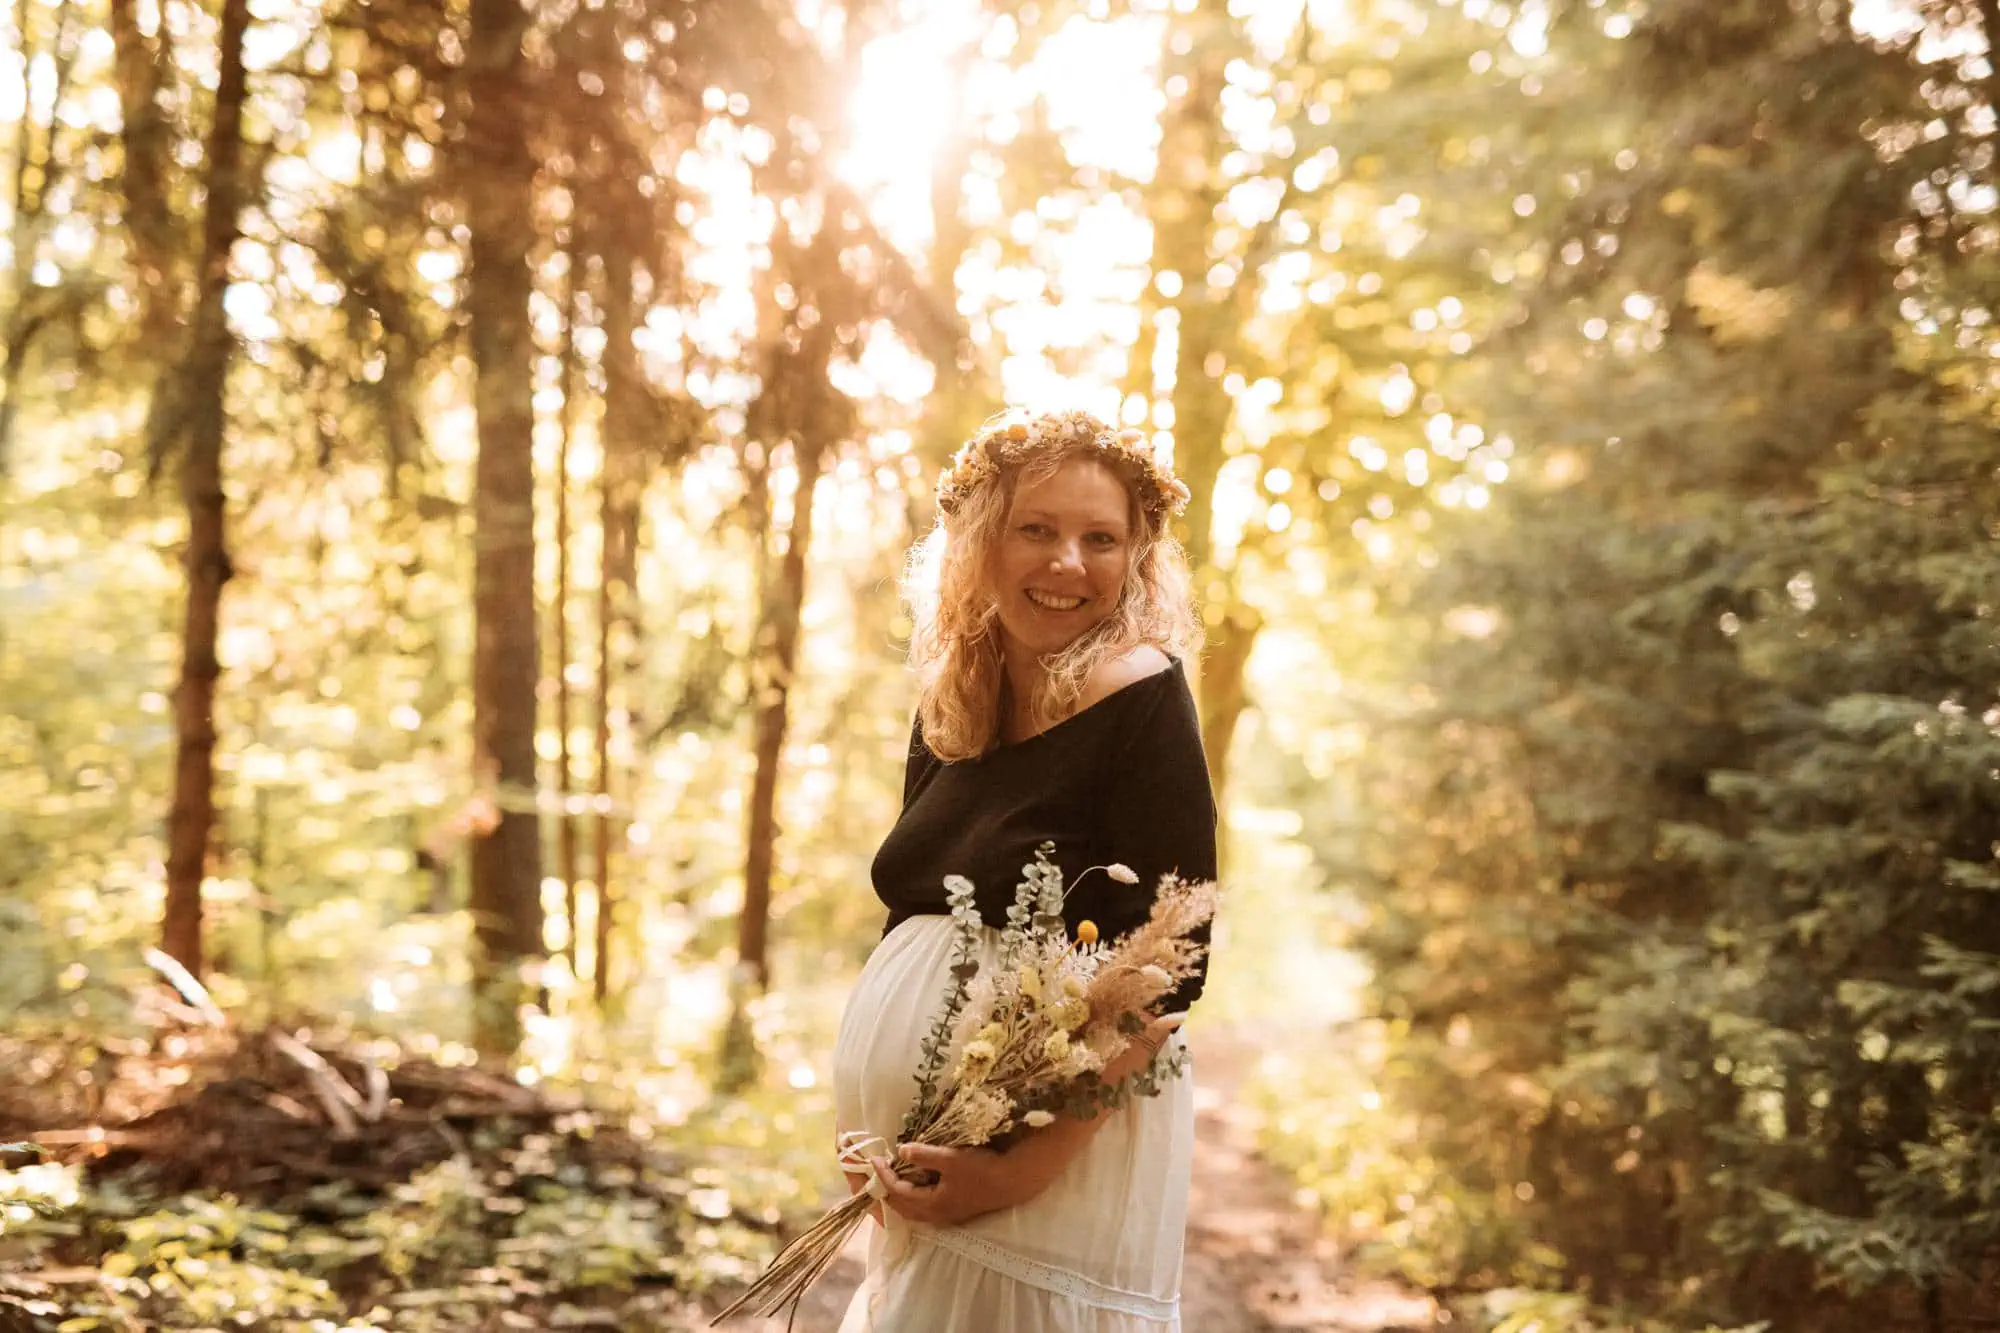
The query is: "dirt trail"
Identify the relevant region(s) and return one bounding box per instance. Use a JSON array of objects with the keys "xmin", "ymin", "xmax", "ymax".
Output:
[
  {"xmin": 1178, "ymin": 1034, "xmax": 1436, "ymax": 1332},
  {"xmin": 702, "ymin": 1030, "xmax": 1436, "ymax": 1332}
]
